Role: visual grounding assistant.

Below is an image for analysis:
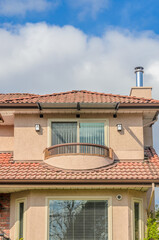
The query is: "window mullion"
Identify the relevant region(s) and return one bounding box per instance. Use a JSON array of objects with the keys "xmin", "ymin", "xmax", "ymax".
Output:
[{"xmin": 77, "ymin": 121, "xmax": 80, "ymax": 143}]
